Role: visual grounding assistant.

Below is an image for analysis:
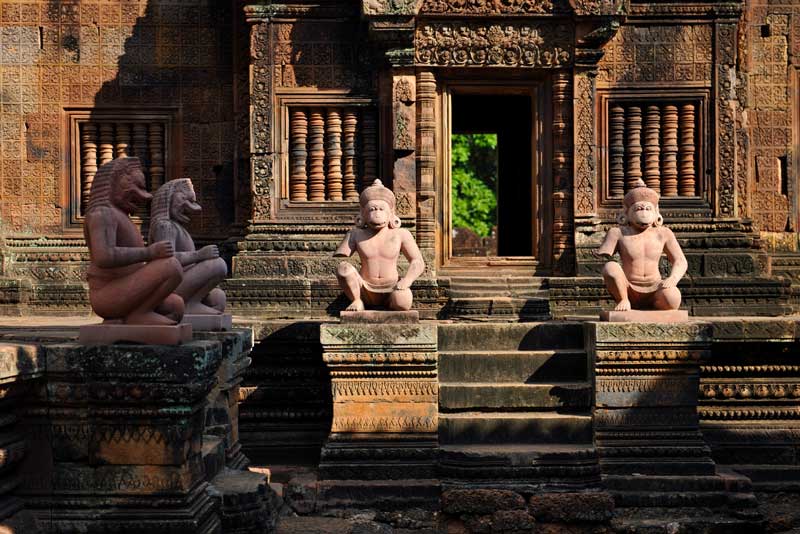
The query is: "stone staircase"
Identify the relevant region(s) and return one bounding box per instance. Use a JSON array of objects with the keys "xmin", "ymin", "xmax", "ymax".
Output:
[
  {"xmin": 437, "ymin": 322, "xmax": 600, "ymax": 491},
  {"xmin": 439, "ymin": 273, "xmax": 550, "ymax": 320}
]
